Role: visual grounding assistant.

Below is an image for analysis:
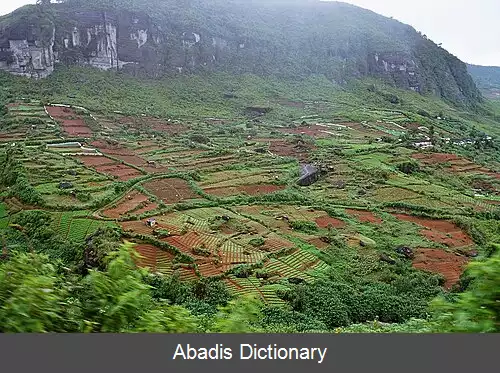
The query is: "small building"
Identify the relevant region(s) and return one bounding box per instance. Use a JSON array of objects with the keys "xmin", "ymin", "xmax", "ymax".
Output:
[{"xmin": 145, "ymin": 218, "xmax": 157, "ymax": 228}]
